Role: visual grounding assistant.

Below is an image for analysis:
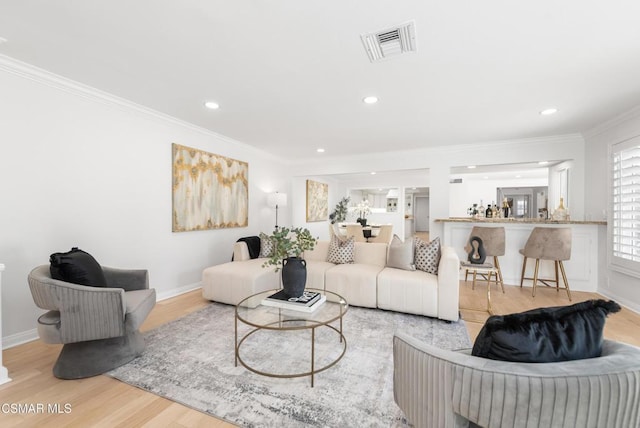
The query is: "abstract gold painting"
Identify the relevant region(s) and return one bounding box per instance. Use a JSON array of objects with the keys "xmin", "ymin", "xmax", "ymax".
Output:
[
  {"xmin": 172, "ymin": 143, "xmax": 248, "ymax": 232},
  {"xmin": 306, "ymin": 179, "xmax": 328, "ymax": 222}
]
